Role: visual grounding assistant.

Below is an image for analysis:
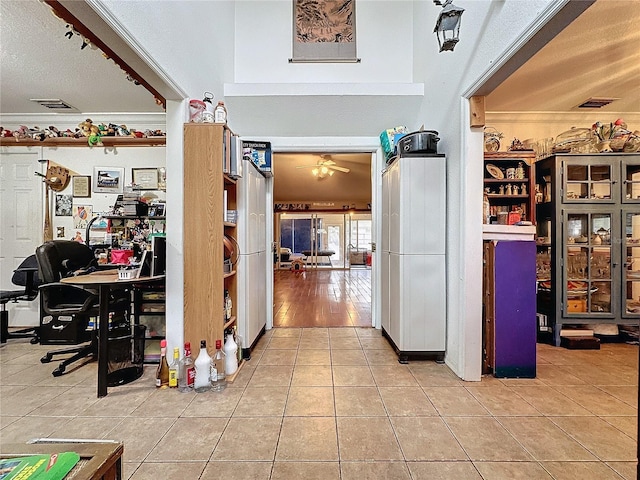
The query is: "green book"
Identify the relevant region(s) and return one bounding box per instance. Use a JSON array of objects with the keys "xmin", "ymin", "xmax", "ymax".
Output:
[{"xmin": 0, "ymin": 451, "xmax": 80, "ymax": 480}]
